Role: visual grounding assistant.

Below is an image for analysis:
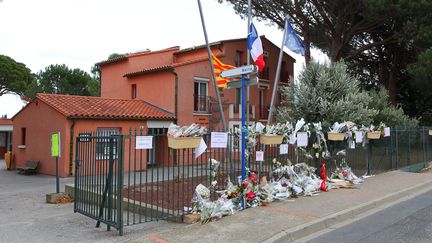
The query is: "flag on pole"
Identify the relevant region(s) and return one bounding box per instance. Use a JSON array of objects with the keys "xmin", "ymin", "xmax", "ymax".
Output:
[
  {"xmin": 247, "ymin": 23, "xmax": 265, "ymax": 72},
  {"xmin": 212, "ymin": 52, "xmax": 235, "ymax": 88},
  {"xmin": 283, "ymin": 18, "xmax": 305, "ymax": 56}
]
